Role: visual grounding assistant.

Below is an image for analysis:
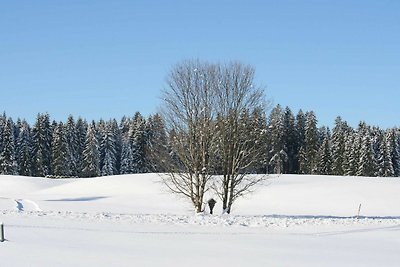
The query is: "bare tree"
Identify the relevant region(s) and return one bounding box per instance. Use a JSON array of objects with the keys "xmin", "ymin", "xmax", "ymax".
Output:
[
  {"xmin": 160, "ymin": 60, "xmax": 218, "ymax": 213},
  {"xmin": 160, "ymin": 60, "xmax": 267, "ymax": 214},
  {"xmin": 213, "ymin": 62, "xmax": 268, "ymax": 214}
]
